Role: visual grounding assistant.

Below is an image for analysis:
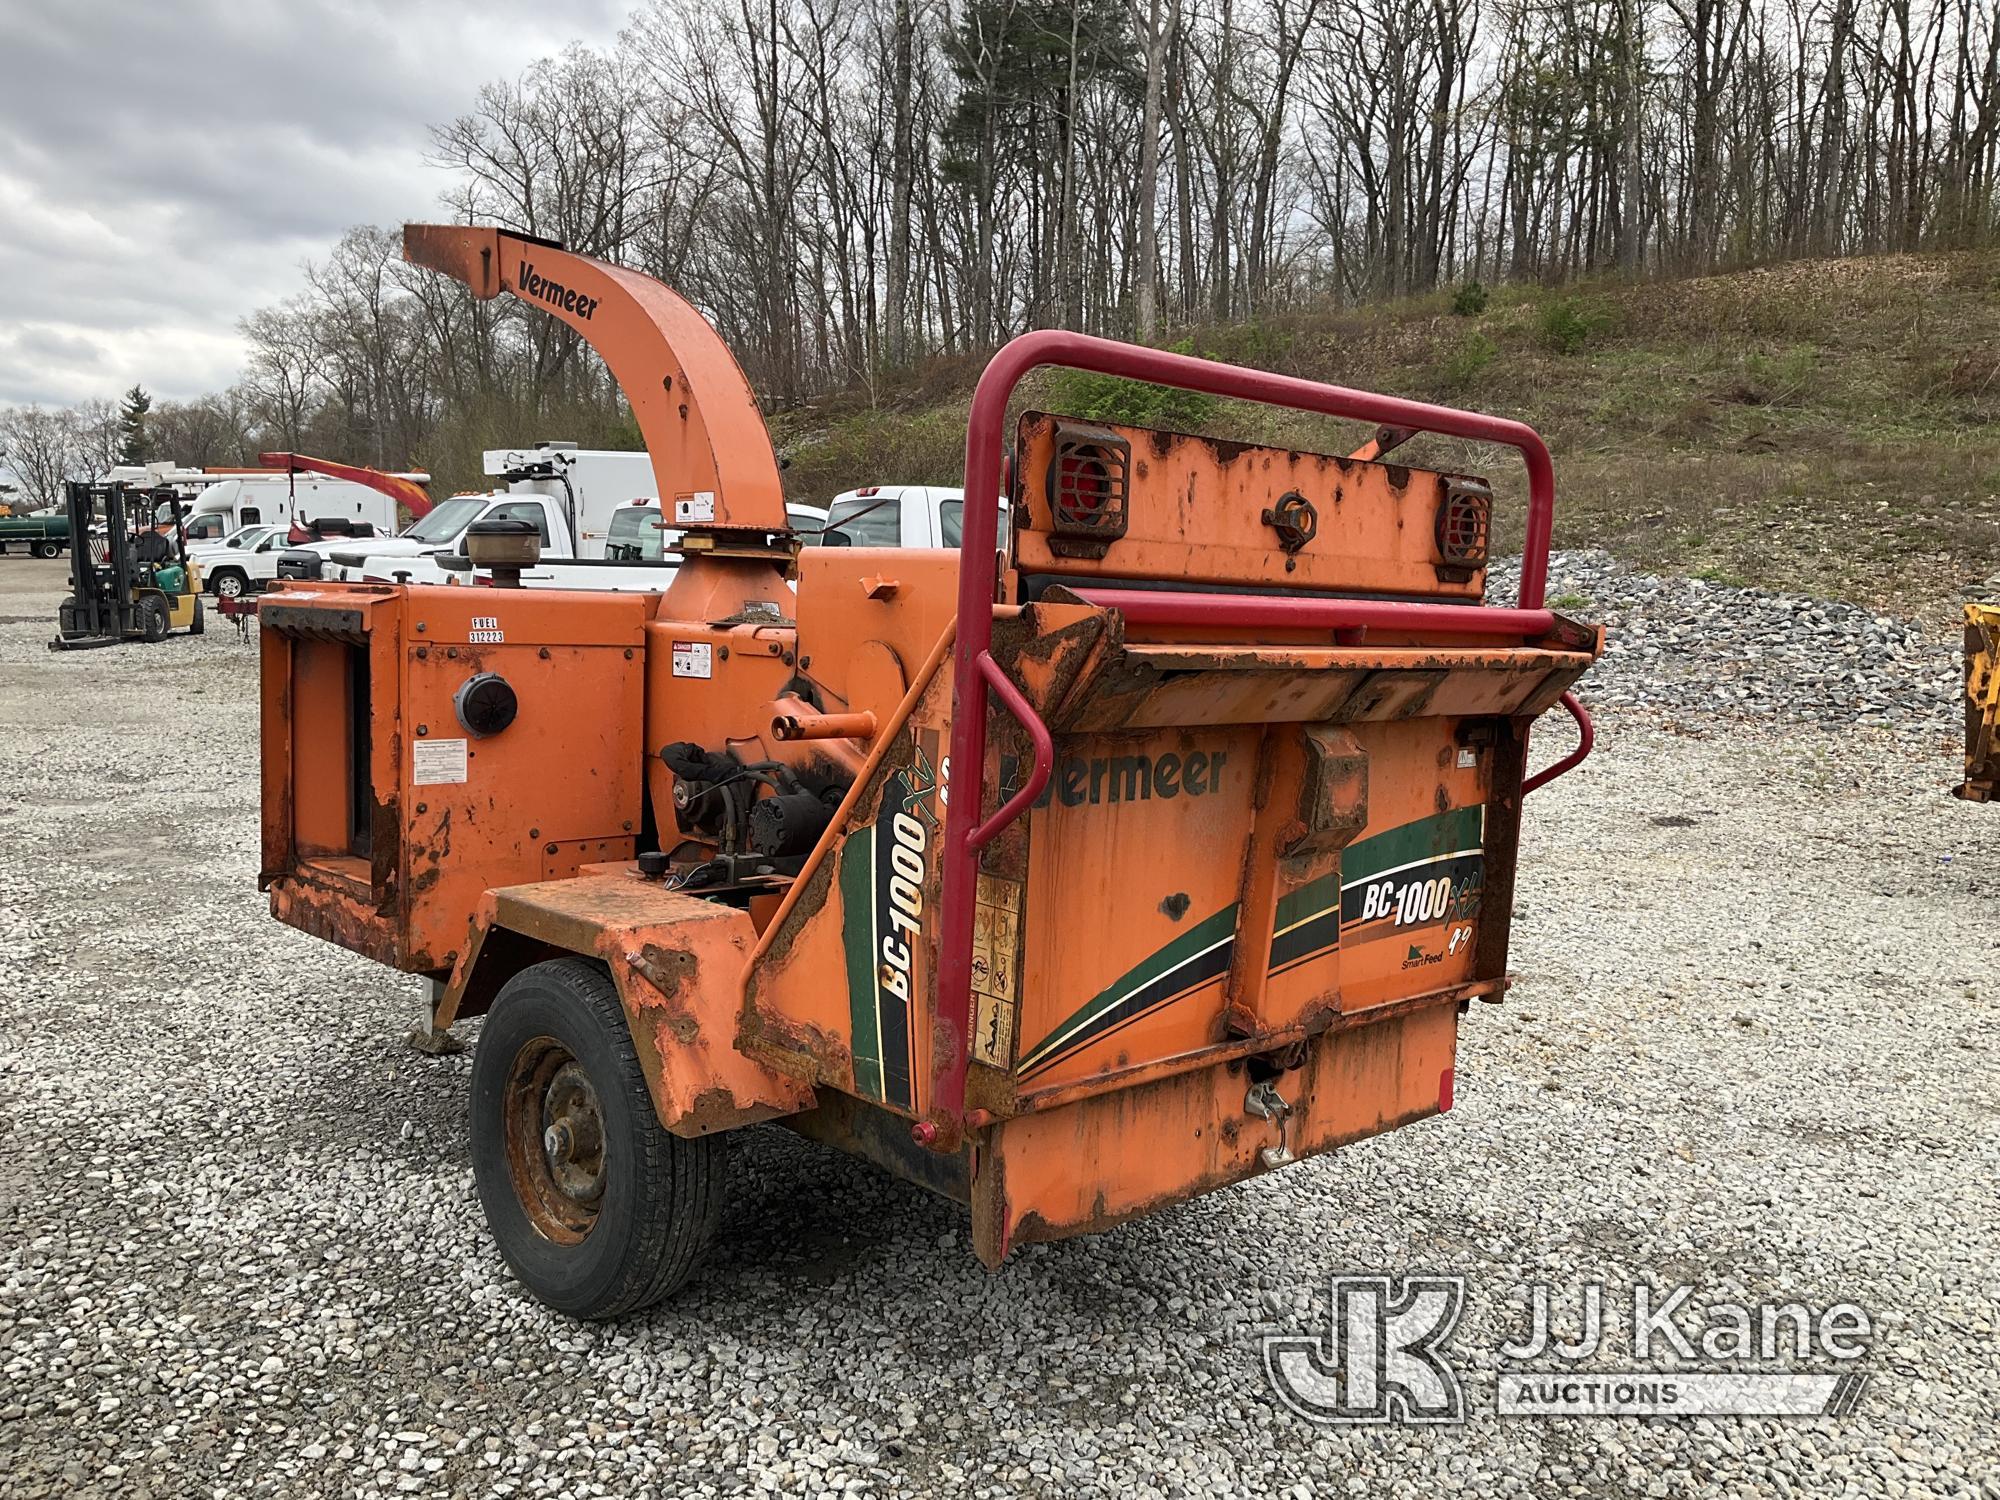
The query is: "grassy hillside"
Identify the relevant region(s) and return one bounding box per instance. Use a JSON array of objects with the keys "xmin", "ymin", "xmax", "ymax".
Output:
[{"xmin": 772, "ymin": 253, "xmax": 2000, "ymax": 620}]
